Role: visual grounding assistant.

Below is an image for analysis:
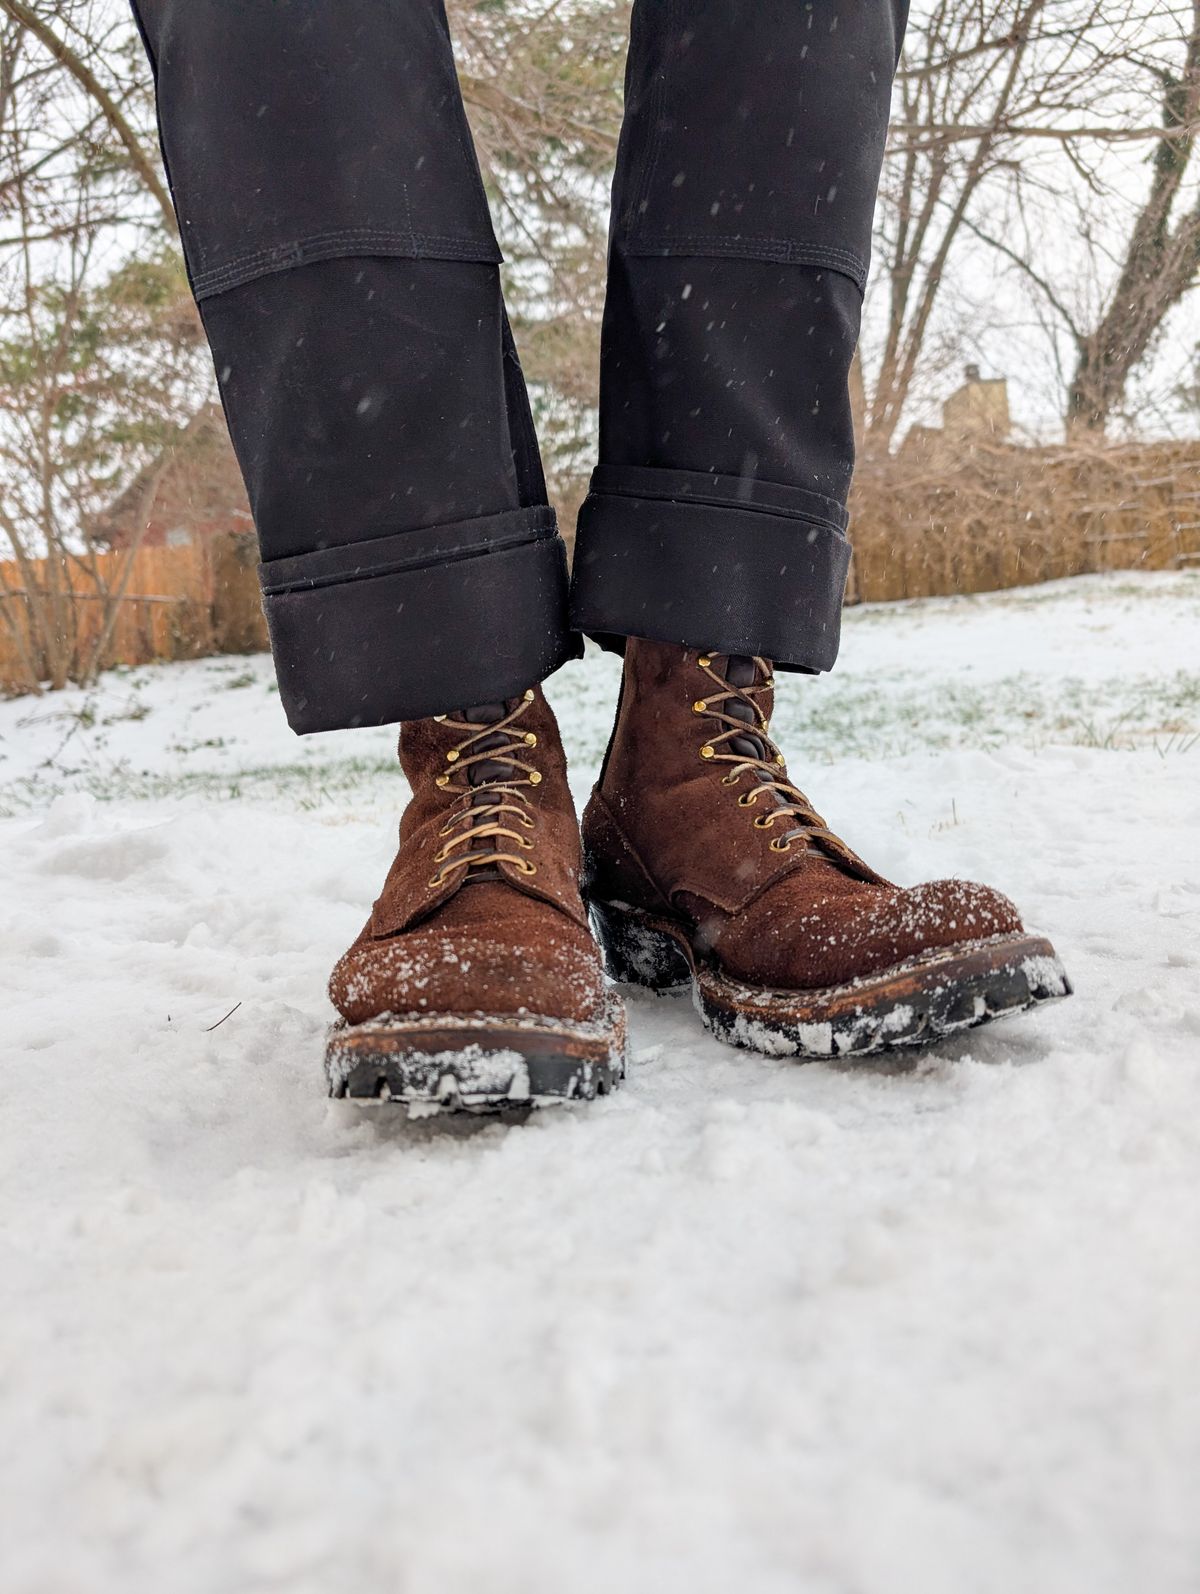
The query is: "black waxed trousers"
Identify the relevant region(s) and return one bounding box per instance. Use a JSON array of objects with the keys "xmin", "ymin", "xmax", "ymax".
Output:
[{"xmin": 132, "ymin": 0, "xmax": 908, "ymax": 733}]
